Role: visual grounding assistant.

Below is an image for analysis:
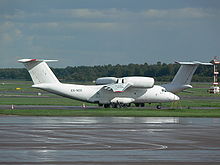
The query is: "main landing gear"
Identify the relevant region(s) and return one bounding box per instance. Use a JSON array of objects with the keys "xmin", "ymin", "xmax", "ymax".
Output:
[
  {"xmin": 134, "ymin": 103, "xmax": 145, "ymax": 107},
  {"xmin": 103, "ymin": 103, "xmax": 131, "ymax": 108},
  {"xmin": 101, "ymin": 103, "xmax": 162, "ymax": 109}
]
